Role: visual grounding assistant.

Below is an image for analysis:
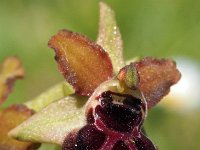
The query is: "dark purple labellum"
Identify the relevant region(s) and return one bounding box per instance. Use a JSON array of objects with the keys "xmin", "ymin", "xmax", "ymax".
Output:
[
  {"xmin": 95, "ymin": 91, "xmax": 143, "ymax": 133},
  {"xmin": 75, "ymin": 125, "xmax": 106, "ymax": 150},
  {"xmin": 62, "ymin": 131, "xmax": 78, "ymax": 150},
  {"xmin": 112, "ymin": 140, "xmax": 129, "ymax": 150},
  {"xmin": 134, "ymin": 134, "xmax": 157, "ymax": 150},
  {"xmin": 87, "ymin": 108, "xmax": 95, "ymax": 124},
  {"xmin": 62, "ymin": 91, "xmax": 157, "ymax": 150}
]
